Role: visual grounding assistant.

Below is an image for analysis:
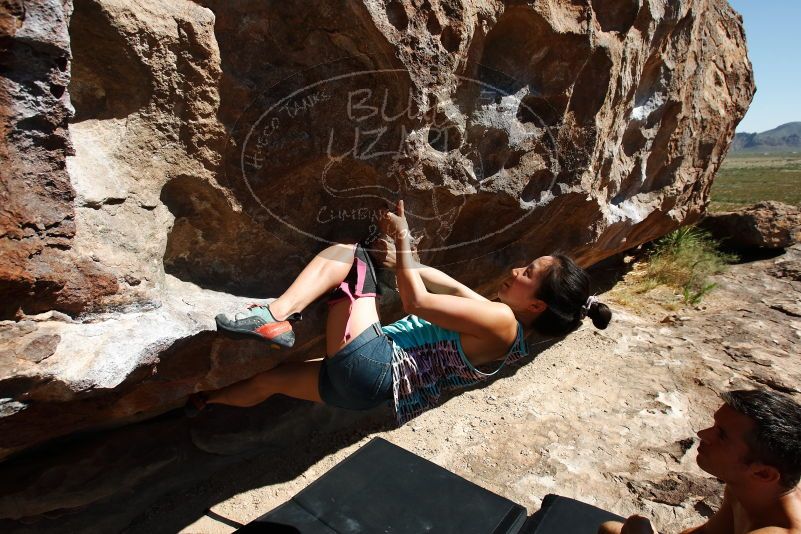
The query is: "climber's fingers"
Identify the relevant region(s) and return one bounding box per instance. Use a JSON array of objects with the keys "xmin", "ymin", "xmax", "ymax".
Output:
[
  {"xmin": 378, "ymin": 209, "xmax": 393, "ymax": 236},
  {"xmin": 377, "ymin": 200, "xmax": 409, "ymax": 240}
]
